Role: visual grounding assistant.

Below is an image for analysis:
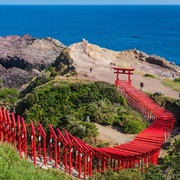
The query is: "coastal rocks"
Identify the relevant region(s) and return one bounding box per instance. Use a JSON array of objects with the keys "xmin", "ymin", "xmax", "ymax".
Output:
[
  {"xmin": 0, "ymin": 34, "xmax": 65, "ymax": 88},
  {"xmin": 146, "ymin": 55, "xmax": 169, "ymax": 68},
  {"xmin": 144, "ymin": 55, "xmax": 180, "ymax": 77}
]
